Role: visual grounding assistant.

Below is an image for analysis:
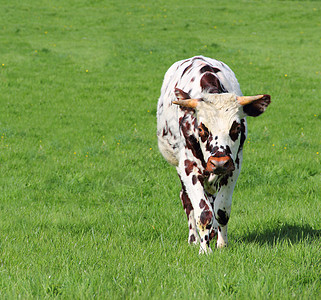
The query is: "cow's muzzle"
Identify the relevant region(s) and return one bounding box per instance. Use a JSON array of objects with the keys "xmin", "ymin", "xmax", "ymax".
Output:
[{"xmin": 206, "ymin": 155, "xmax": 235, "ymax": 175}]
